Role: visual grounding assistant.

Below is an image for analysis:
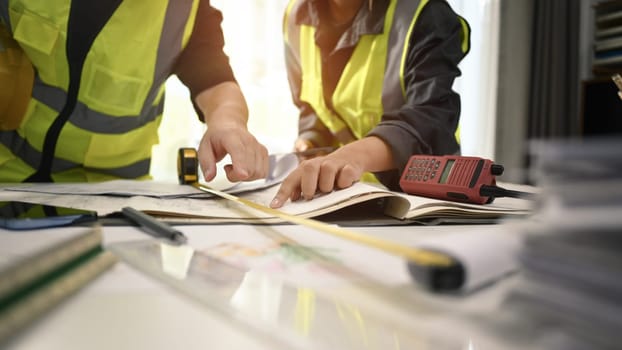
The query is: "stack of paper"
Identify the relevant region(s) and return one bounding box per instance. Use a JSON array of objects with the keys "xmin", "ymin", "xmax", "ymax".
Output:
[
  {"xmin": 0, "ymin": 180, "xmax": 532, "ymax": 225},
  {"xmin": 501, "ymin": 137, "xmax": 622, "ymax": 349}
]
